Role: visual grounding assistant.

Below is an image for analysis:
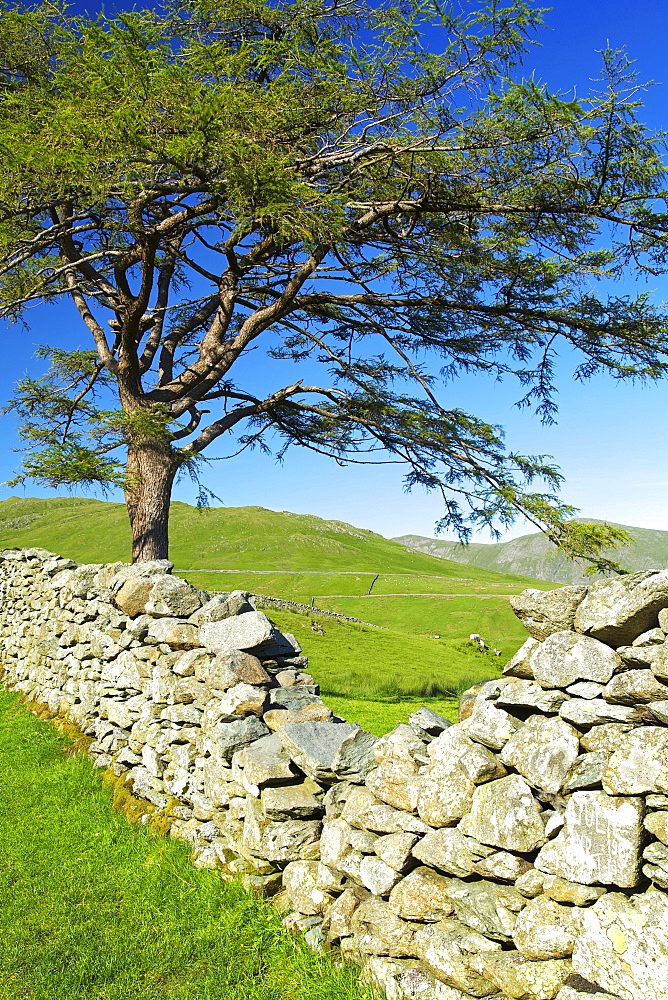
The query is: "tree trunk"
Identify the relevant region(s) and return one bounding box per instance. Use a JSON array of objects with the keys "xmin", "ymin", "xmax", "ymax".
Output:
[{"xmin": 124, "ymin": 436, "xmax": 176, "ymax": 563}]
